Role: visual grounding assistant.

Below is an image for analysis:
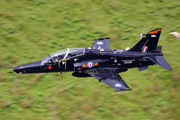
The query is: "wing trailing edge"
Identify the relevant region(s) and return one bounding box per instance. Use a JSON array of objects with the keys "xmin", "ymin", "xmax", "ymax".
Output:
[{"xmin": 138, "ymin": 66, "xmax": 148, "ymax": 71}]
